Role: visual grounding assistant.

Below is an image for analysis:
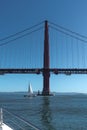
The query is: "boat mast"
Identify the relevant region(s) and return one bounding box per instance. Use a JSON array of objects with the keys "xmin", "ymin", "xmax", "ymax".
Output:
[{"xmin": 0, "ymin": 108, "xmax": 3, "ymax": 126}]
